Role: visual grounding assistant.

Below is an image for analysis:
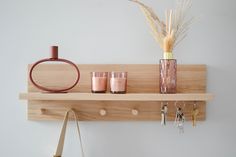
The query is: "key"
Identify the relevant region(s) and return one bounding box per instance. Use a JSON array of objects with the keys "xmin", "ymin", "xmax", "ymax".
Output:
[
  {"xmin": 179, "ymin": 111, "xmax": 185, "ymax": 133},
  {"xmin": 192, "ymin": 108, "xmax": 199, "ymax": 127},
  {"xmin": 175, "ymin": 107, "xmax": 185, "ymax": 133},
  {"xmin": 178, "ymin": 122, "xmax": 184, "ymax": 133},
  {"xmin": 161, "ymin": 104, "xmax": 168, "ymax": 125}
]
